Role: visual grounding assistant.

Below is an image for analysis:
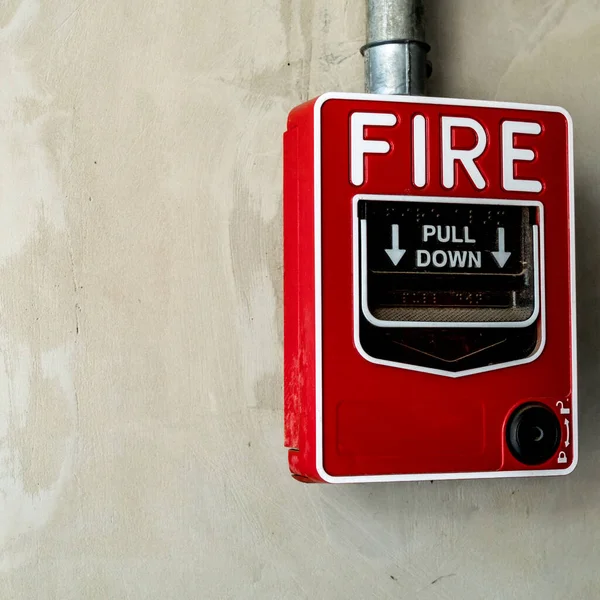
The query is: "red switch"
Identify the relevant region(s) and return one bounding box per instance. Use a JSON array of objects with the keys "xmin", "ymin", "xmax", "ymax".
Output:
[{"xmin": 284, "ymin": 93, "xmax": 577, "ymax": 483}]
